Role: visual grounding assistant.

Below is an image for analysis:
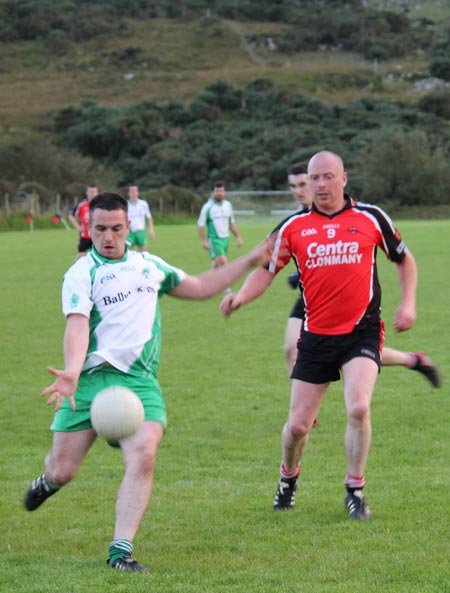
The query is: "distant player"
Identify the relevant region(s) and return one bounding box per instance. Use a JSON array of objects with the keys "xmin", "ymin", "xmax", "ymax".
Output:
[
  {"xmin": 198, "ymin": 180, "xmax": 243, "ymax": 270},
  {"xmin": 126, "ymin": 185, "xmax": 155, "ymax": 252},
  {"xmin": 68, "ymin": 185, "xmax": 98, "ymax": 258}
]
